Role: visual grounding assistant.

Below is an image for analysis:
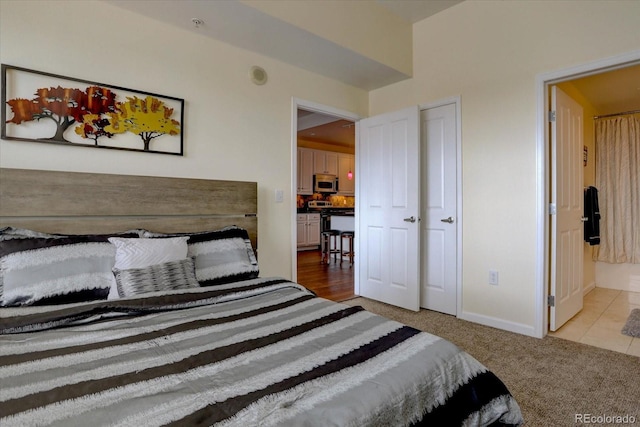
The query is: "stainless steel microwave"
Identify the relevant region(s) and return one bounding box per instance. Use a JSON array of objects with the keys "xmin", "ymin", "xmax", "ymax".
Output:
[{"xmin": 313, "ymin": 174, "xmax": 338, "ymax": 193}]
